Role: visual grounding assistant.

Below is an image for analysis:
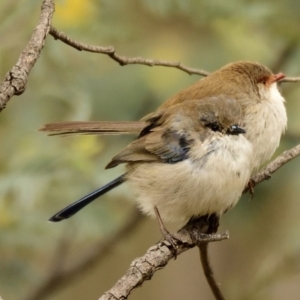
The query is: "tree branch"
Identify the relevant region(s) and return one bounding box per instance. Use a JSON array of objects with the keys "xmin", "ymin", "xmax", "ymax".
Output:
[
  {"xmin": 0, "ymin": 0, "xmax": 54, "ymax": 111},
  {"xmin": 0, "ymin": 3, "xmax": 299, "ymax": 114},
  {"xmin": 250, "ymin": 144, "xmax": 300, "ymax": 186},
  {"xmin": 49, "ymin": 26, "xmax": 209, "ymax": 76},
  {"xmin": 199, "ymin": 243, "xmax": 225, "ymax": 300},
  {"xmin": 197, "ymin": 215, "xmax": 226, "ymax": 300},
  {"xmin": 49, "ymin": 26, "xmax": 300, "ymax": 82},
  {"xmin": 281, "ymin": 77, "xmax": 300, "ymax": 82},
  {"xmin": 99, "ymin": 216, "xmax": 229, "ymax": 300}
]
